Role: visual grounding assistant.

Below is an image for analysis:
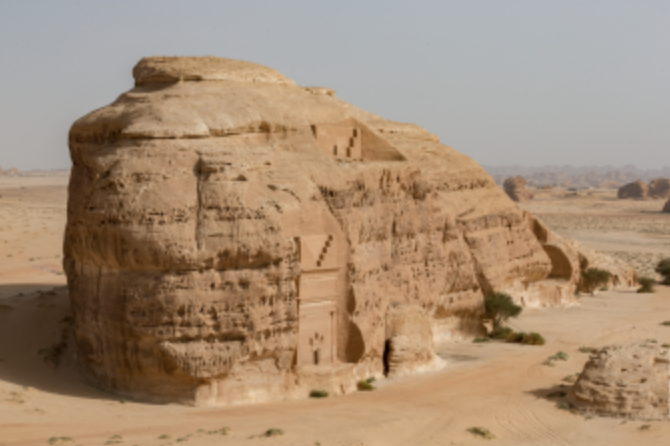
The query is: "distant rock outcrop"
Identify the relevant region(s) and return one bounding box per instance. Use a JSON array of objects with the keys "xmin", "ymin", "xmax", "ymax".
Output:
[
  {"xmin": 5, "ymin": 167, "xmax": 19, "ymax": 176},
  {"xmin": 648, "ymin": 178, "xmax": 670, "ymax": 199},
  {"xmin": 663, "ymin": 199, "xmax": 670, "ymax": 213},
  {"xmin": 570, "ymin": 345, "xmax": 669, "ymax": 420},
  {"xmin": 503, "ymin": 176, "xmax": 533, "ymax": 202},
  {"xmin": 617, "ymin": 181, "xmax": 648, "ymax": 199}
]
